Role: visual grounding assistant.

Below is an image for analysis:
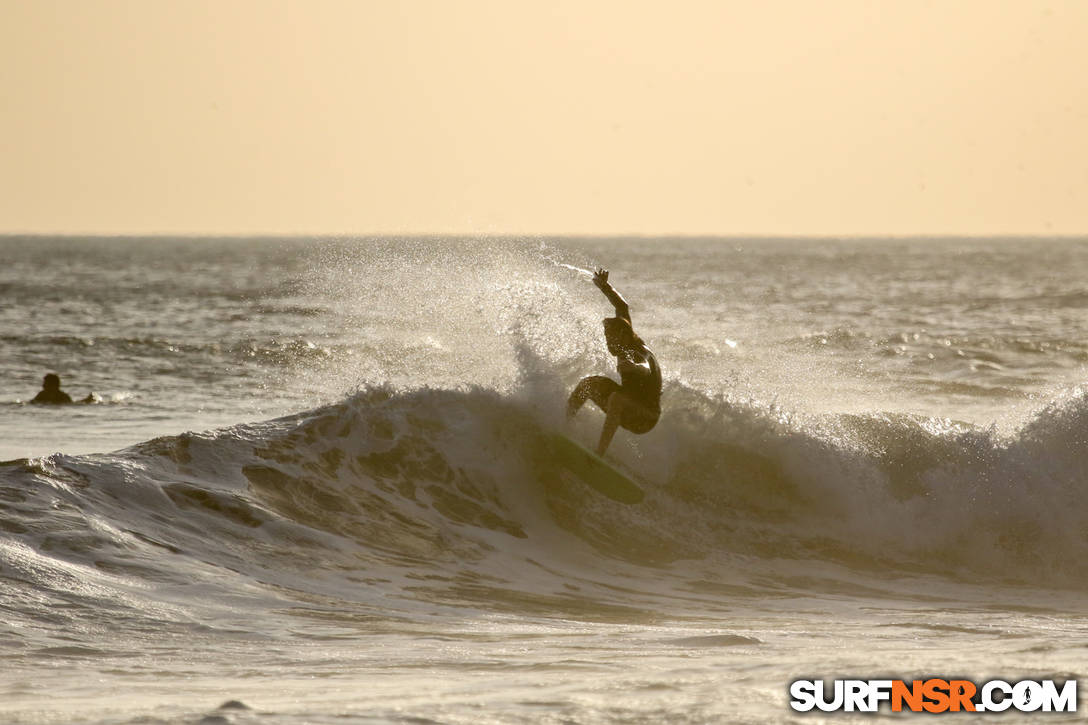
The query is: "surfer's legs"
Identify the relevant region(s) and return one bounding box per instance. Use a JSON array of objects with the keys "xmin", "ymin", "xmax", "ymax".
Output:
[
  {"xmin": 569, "ymin": 377, "xmax": 659, "ymax": 453},
  {"xmin": 566, "ymin": 376, "xmax": 620, "ymax": 420},
  {"xmin": 598, "ymin": 391, "xmax": 661, "ymax": 453},
  {"xmin": 596, "ymin": 389, "xmax": 644, "ymax": 452},
  {"xmin": 597, "ymin": 392, "xmax": 625, "ymax": 455}
]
